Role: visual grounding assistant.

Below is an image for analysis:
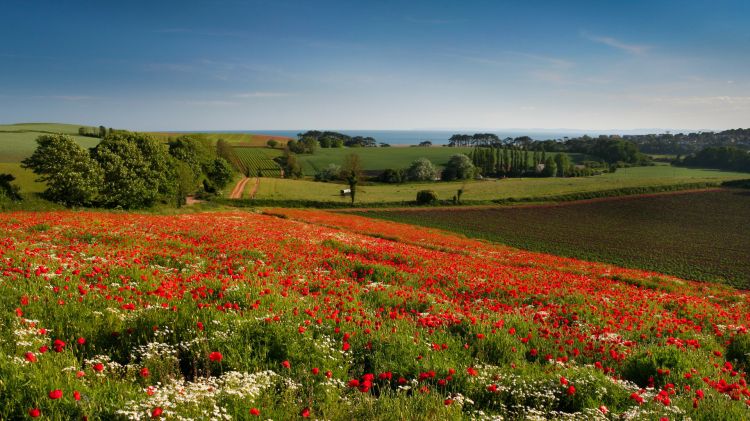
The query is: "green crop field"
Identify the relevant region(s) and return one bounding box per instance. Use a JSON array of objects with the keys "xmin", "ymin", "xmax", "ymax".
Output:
[
  {"xmin": 296, "ymin": 148, "xmax": 592, "ymax": 176},
  {"xmin": 294, "ymin": 147, "xmax": 588, "ymax": 176},
  {"xmin": 353, "ymin": 189, "xmax": 750, "ymax": 288},
  {"xmin": 296, "ymin": 146, "xmax": 473, "ymax": 176},
  {"xmin": 252, "ymin": 165, "xmax": 749, "ymax": 203},
  {"xmin": 0, "ymin": 123, "xmax": 102, "ymax": 193},
  {"xmin": 0, "ymin": 123, "xmax": 100, "ymax": 163},
  {"xmin": 149, "ymin": 132, "xmax": 291, "ymax": 147},
  {"xmin": 234, "ymin": 147, "xmax": 283, "ymax": 177}
]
